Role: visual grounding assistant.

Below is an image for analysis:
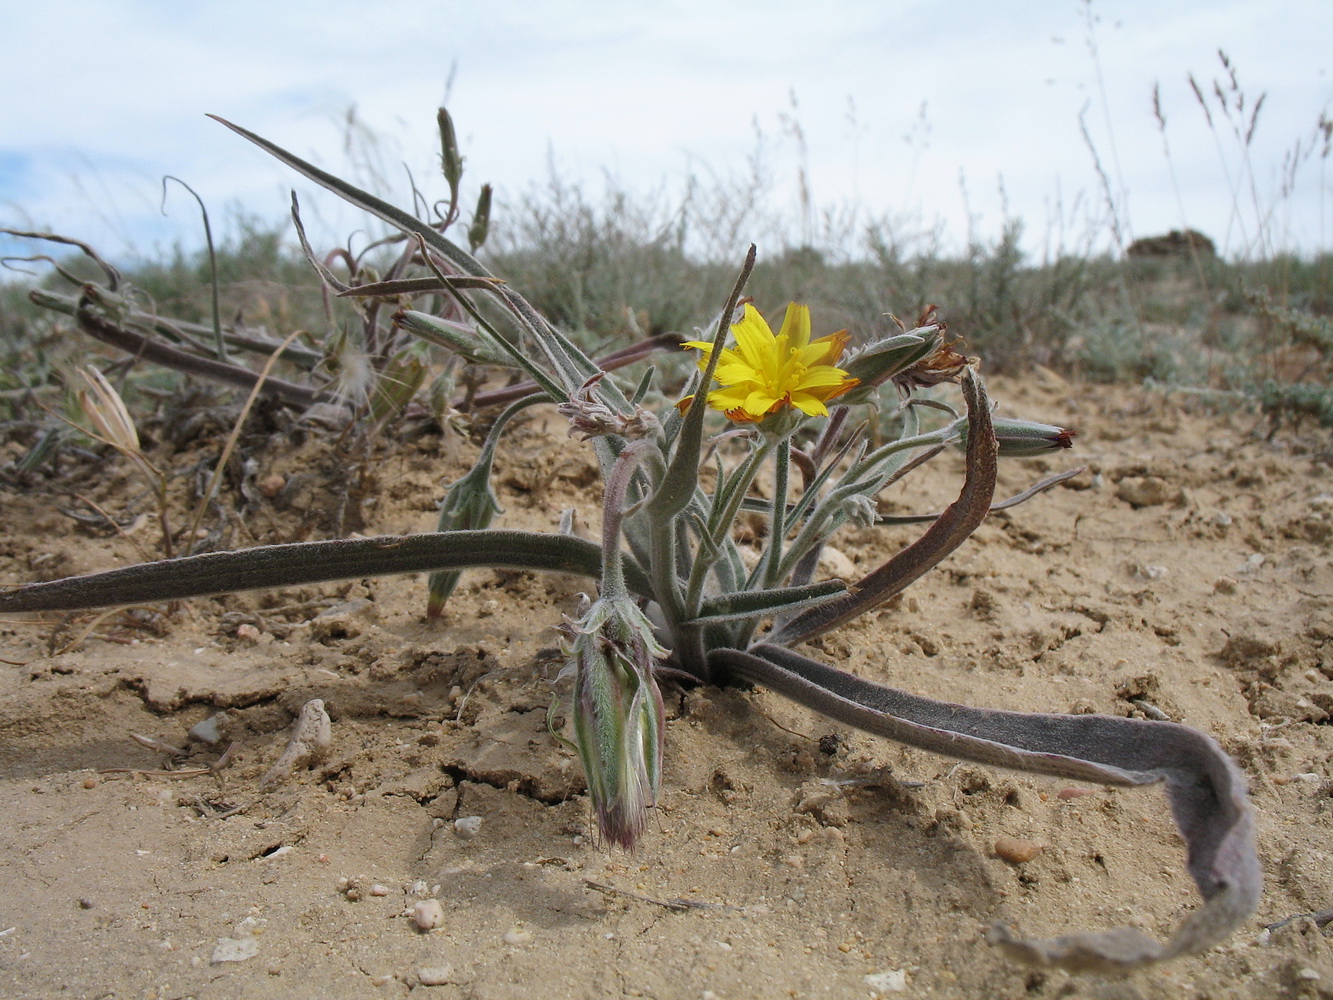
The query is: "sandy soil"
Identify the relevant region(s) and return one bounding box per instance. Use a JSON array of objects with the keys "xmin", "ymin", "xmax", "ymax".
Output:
[{"xmin": 1, "ymin": 374, "xmax": 1332, "ymax": 1000}]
